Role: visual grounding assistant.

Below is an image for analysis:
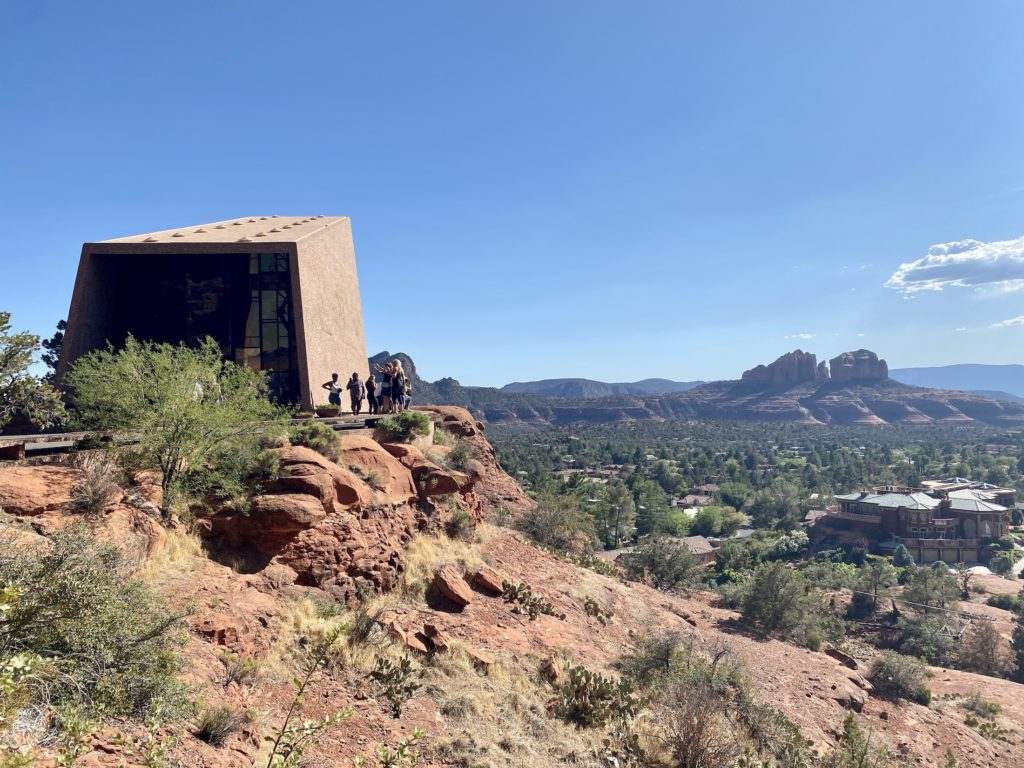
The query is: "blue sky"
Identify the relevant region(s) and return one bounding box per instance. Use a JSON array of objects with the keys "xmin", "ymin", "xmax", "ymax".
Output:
[{"xmin": 2, "ymin": 2, "xmax": 1024, "ymax": 386}]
